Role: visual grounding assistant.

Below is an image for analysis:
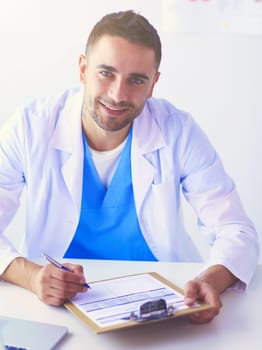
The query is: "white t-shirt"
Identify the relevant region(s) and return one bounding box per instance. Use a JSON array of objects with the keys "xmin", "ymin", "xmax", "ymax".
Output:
[{"xmin": 89, "ymin": 138, "xmax": 127, "ymax": 188}]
